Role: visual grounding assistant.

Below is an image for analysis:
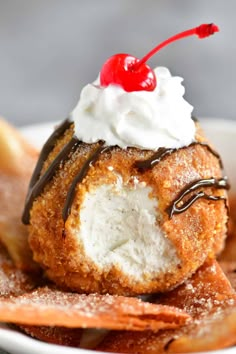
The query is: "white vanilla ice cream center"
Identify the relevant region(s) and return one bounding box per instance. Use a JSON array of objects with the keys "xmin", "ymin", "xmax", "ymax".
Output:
[
  {"xmin": 71, "ymin": 66, "xmax": 195, "ymax": 150},
  {"xmin": 75, "ymin": 175, "xmax": 180, "ymax": 280}
]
